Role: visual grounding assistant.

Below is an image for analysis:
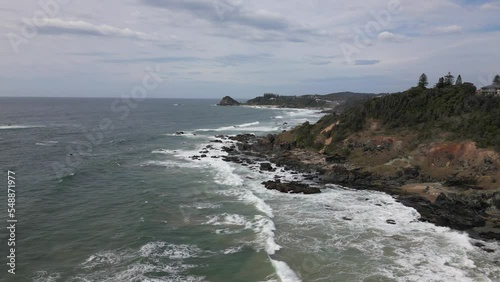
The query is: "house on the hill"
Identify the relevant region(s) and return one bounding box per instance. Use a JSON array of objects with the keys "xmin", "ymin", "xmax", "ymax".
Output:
[{"xmin": 479, "ymin": 84, "xmax": 500, "ymax": 96}]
